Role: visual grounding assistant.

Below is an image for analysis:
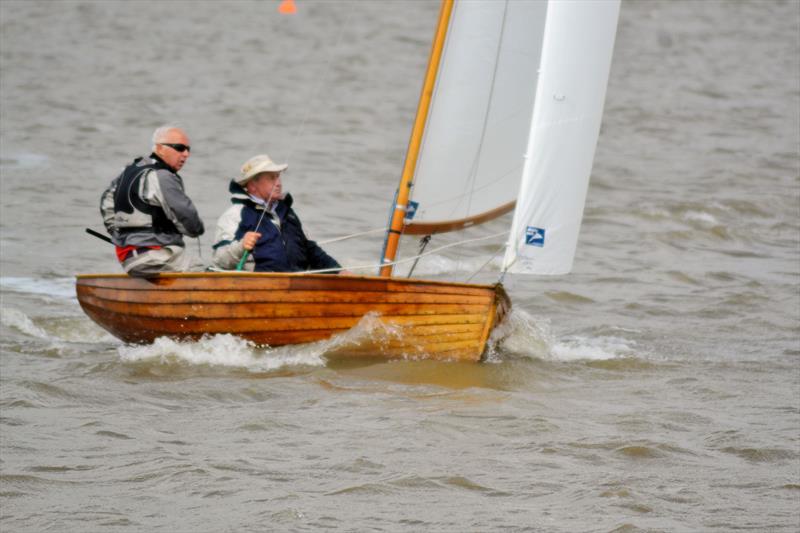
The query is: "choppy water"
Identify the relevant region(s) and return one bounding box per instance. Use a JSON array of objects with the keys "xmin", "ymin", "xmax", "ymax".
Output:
[{"xmin": 1, "ymin": 1, "xmax": 799, "ymax": 531}]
